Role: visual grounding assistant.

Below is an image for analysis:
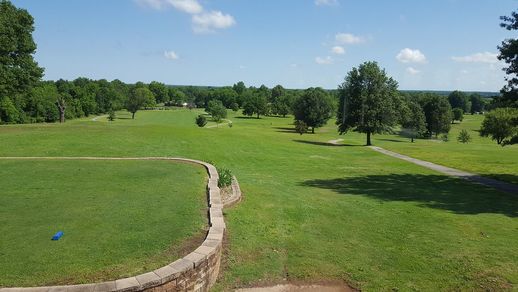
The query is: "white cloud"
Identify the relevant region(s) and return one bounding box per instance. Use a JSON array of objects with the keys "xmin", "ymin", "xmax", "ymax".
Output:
[
  {"xmin": 331, "ymin": 46, "xmax": 345, "ymax": 55},
  {"xmin": 396, "ymin": 48, "xmax": 427, "ymax": 63},
  {"xmin": 315, "ymin": 0, "xmax": 339, "ymax": 6},
  {"xmin": 164, "ymin": 51, "xmax": 179, "ymax": 60},
  {"xmin": 406, "ymin": 67, "xmax": 420, "ymax": 75},
  {"xmin": 315, "ymin": 56, "xmax": 334, "ymax": 65},
  {"xmin": 136, "ymin": 0, "xmax": 235, "ymax": 33},
  {"xmin": 167, "ymin": 0, "xmax": 203, "ymax": 14},
  {"xmin": 451, "ymin": 52, "xmax": 499, "ymax": 64},
  {"xmin": 335, "ymin": 33, "xmax": 365, "ymax": 45},
  {"xmin": 192, "ymin": 11, "xmax": 236, "ymax": 33}
]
